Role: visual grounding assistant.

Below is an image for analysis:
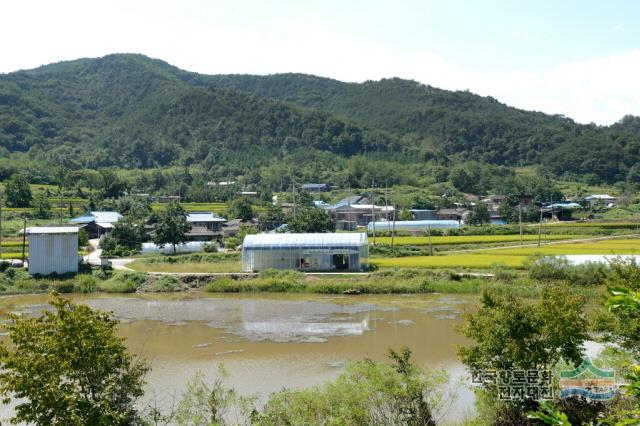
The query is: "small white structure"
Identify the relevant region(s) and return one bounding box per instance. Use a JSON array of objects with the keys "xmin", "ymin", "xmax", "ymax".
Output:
[
  {"xmin": 584, "ymin": 194, "xmax": 616, "ymax": 208},
  {"xmin": 367, "ymin": 220, "xmax": 460, "ymax": 232},
  {"xmin": 27, "ymin": 227, "xmax": 79, "ymax": 275}
]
